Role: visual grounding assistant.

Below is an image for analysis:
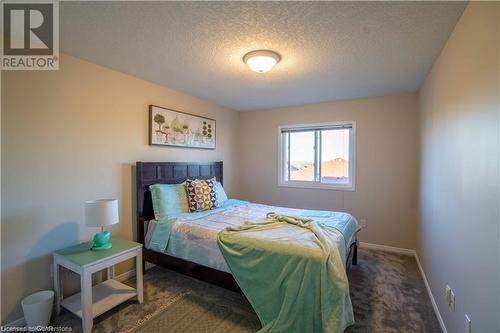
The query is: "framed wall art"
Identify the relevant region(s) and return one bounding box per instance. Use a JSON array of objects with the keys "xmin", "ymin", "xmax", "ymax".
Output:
[{"xmin": 149, "ymin": 105, "xmax": 216, "ymax": 149}]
